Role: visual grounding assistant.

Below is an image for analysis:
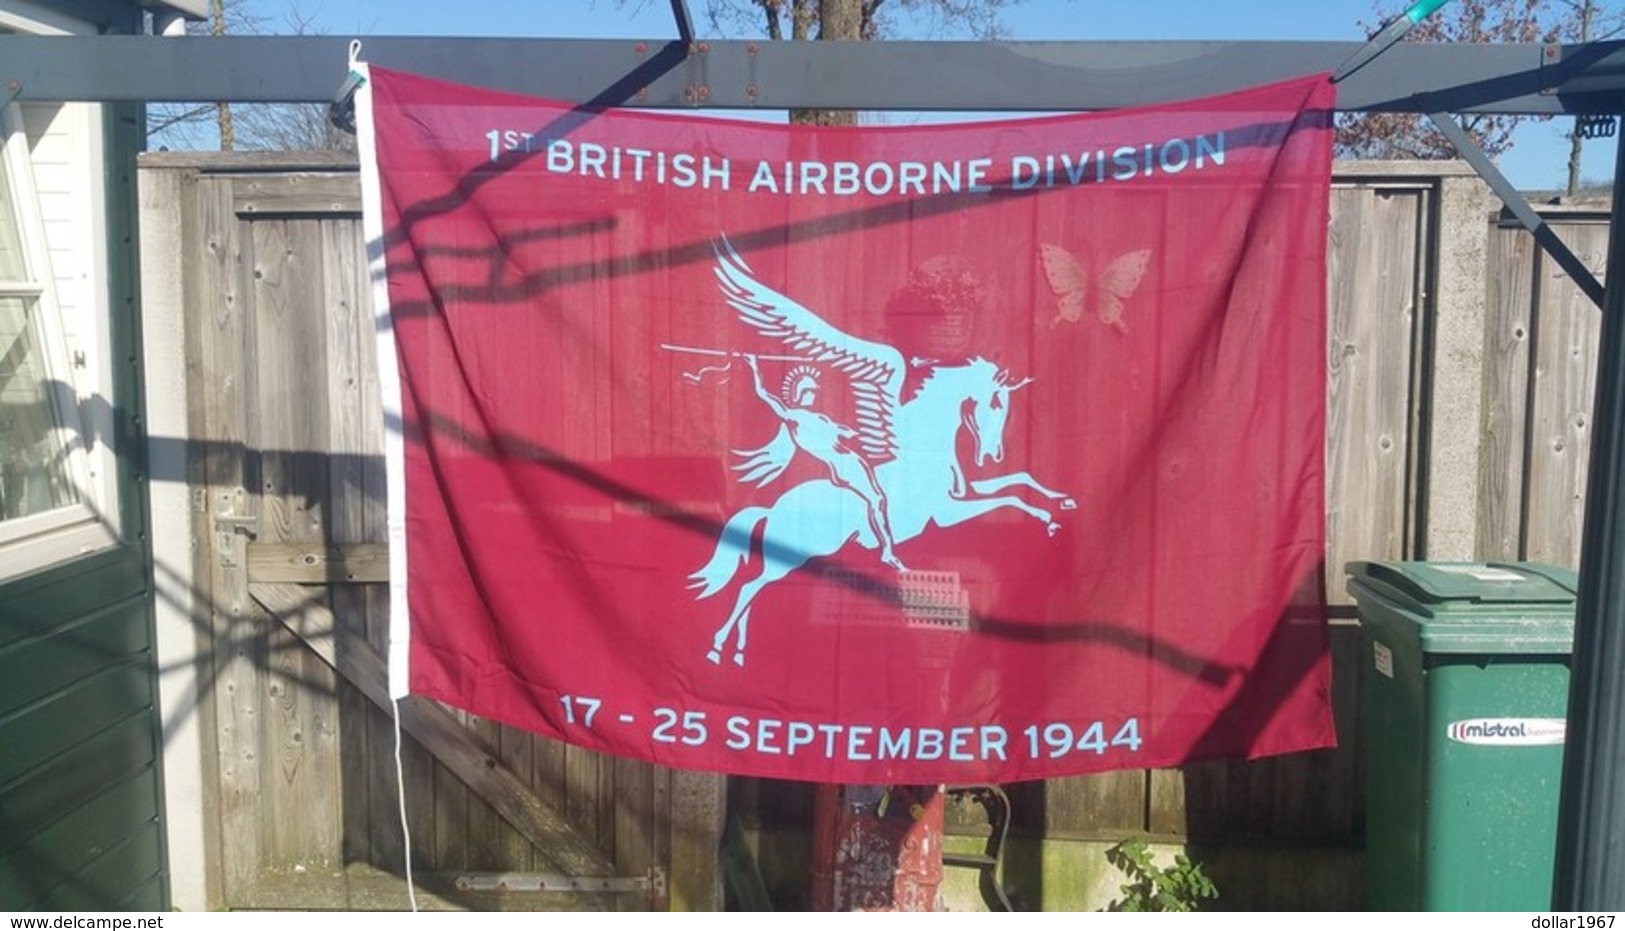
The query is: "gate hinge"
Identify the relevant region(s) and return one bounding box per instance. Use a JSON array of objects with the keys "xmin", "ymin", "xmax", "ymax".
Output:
[{"xmin": 455, "ymin": 866, "xmax": 666, "ymax": 901}]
